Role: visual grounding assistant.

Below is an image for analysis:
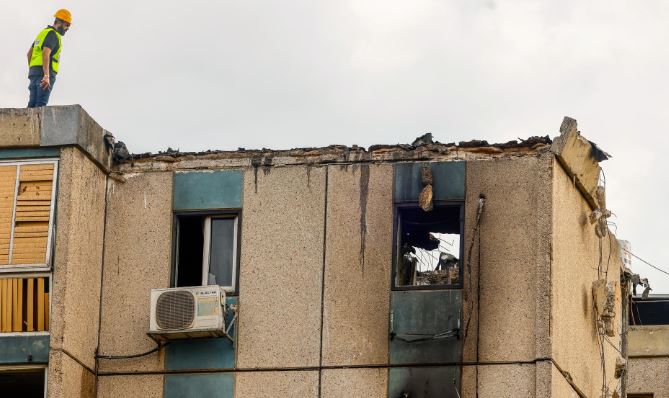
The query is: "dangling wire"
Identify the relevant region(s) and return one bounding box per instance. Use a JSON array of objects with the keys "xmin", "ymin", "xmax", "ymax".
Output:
[{"xmin": 463, "ymin": 195, "xmax": 486, "ymax": 343}]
